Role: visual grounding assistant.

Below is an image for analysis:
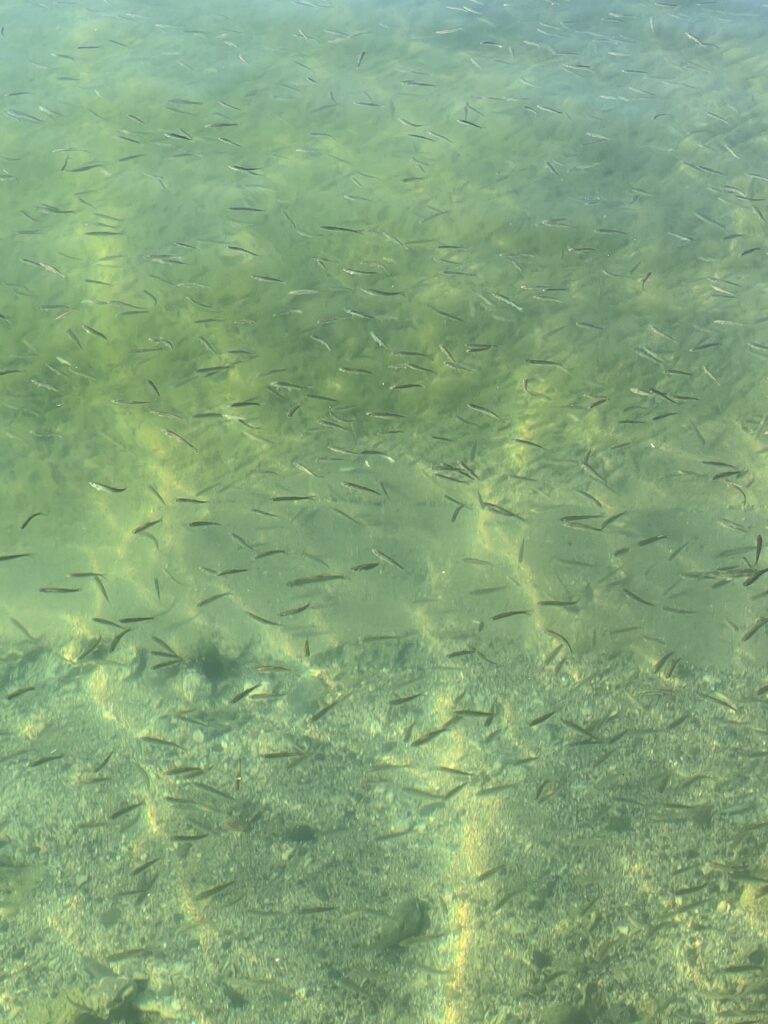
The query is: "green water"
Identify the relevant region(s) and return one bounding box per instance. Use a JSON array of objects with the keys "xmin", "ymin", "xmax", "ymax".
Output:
[{"xmin": 2, "ymin": 0, "xmax": 768, "ymax": 1020}]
